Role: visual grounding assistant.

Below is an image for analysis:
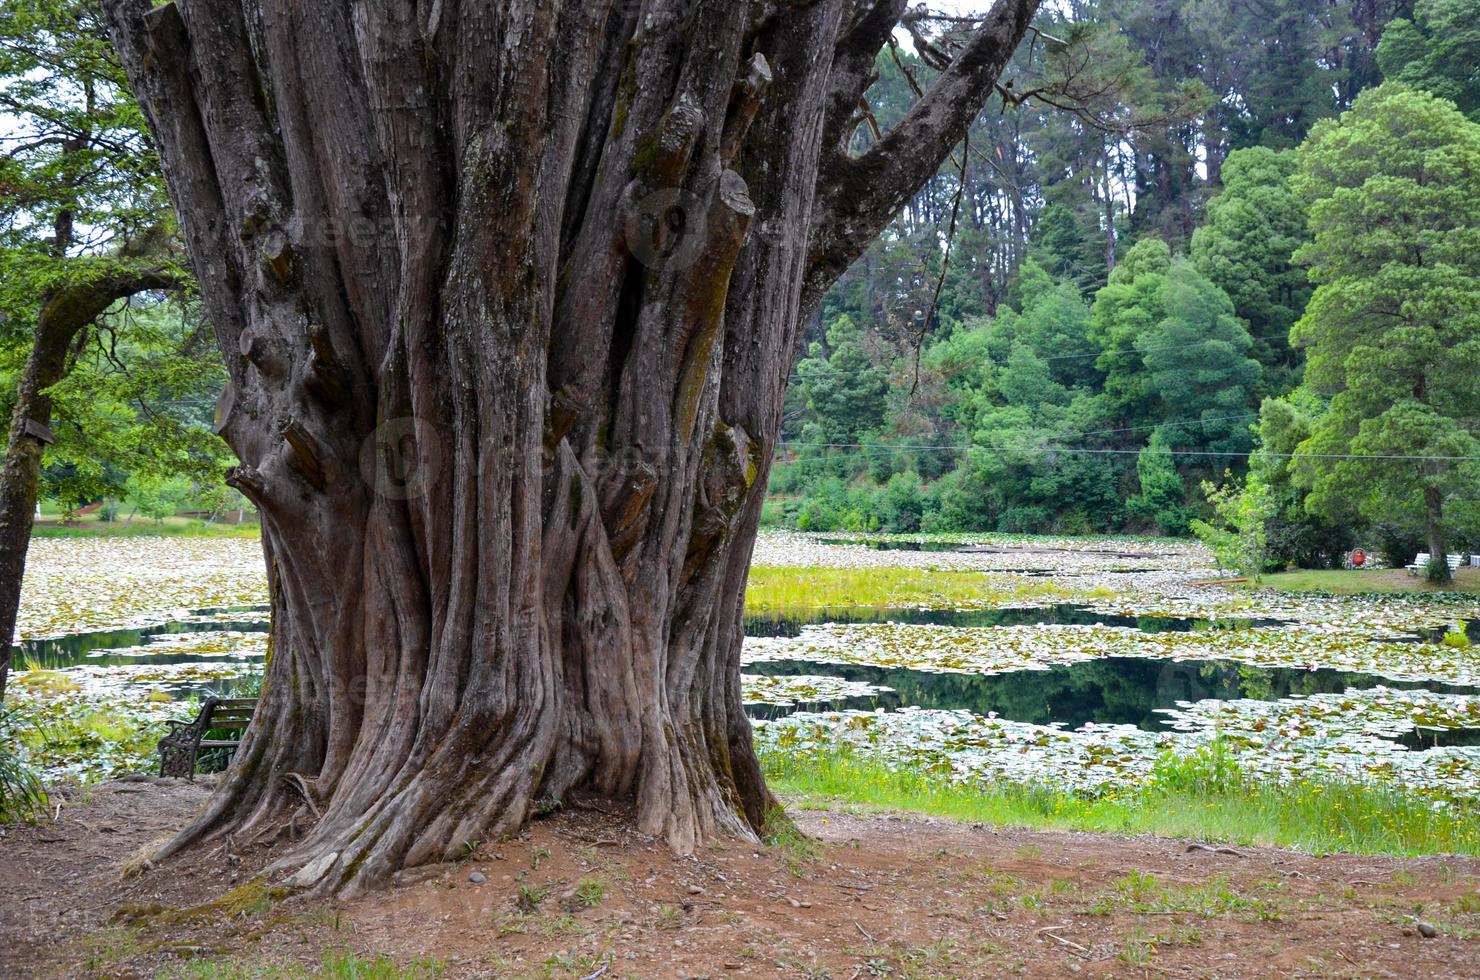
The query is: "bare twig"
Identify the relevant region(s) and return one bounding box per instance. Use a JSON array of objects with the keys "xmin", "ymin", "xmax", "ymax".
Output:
[{"xmin": 1037, "ymin": 927, "xmax": 1092, "ymax": 958}]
